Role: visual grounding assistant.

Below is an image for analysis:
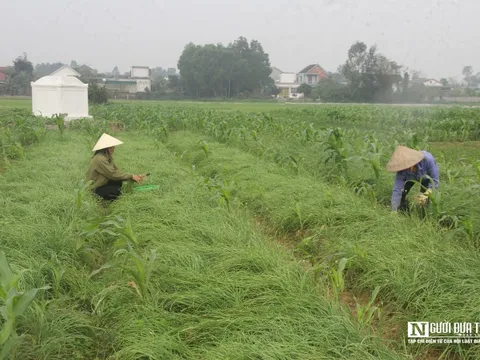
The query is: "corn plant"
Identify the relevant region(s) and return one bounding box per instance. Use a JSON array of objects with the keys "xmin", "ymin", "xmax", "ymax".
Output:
[
  {"xmin": 152, "ymin": 125, "xmax": 169, "ymax": 148},
  {"xmin": 461, "ymin": 218, "xmax": 475, "ymax": 246},
  {"xmin": 445, "ymin": 168, "xmax": 460, "ymax": 184},
  {"xmin": 293, "ymin": 202, "xmax": 310, "ymax": 230},
  {"xmin": 81, "ymin": 215, "xmax": 156, "ymax": 298},
  {"xmin": 362, "ymin": 137, "xmax": 382, "ymax": 180},
  {"xmin": 289, "ymin": 156, "xmax": 302, "ymax": 175},
  {"xmin": 404, "ymin": 130, "xmax": 428, "ymax": 150},
  {"xmin": 74, "ymin": 179, "xmax": 93, "ymax": 212},
  {"xmin": 114, "ymin": 246, "xmax": 156, "ymax": 299},
  {"xmin": 52, "ymin": 113, "xmax": 66, "ymax": 138},
  {"xmin": 299, "ymin": 123, "xmax": 319, "ymax": 143},
  {"xmin": 50, "ymin": 266, "xmax": 65, "ymax": 299},
  {"xmin": 0, "ymin": 252, "xmax": 49, "ymax": 360},
  {"xmin": 353, "ymin": 180, "xmax": 377, "ymax": 204},
  {"xmin": 255, "ymin": 140, "xmax": 268, "ymax": 158},
  {"xmin": 82, "ymin": 215, "xmax": 138, "ymax": 249},
  {"xmin": 203, "ymin": 177, "xmax": 236, "ymax": 211},
  {"xmin": 328, "ymin": 257, "xmax": 348, "ymax": 301},
  {"xmin": 323, "ymin": 128, "xmax": 349, "ymax": 171},
  {"xmin": 460, "ymin": 119, "xmax": 474, "ymax": 141},
  {"xmin": 355, "ymin": 286, "xmax": 381, "ymax": 326},
  {"xmin": 448, "ymin": 217, "xmax": 477, "ymax": 247},
  {"xmin": 426, "ymin": 187, "xmax": 442, "ymax": 218},
  {"xmin": 199, "ymin": 140, "xmax": 210, "ymax": 158},
  {"xmin": 293, "ymin": 236, "xmax": 320, "ymax": 264}
]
